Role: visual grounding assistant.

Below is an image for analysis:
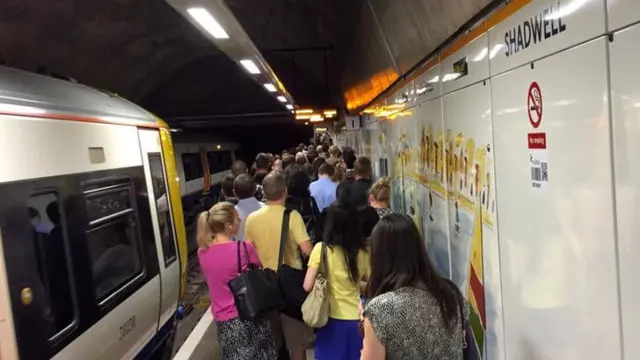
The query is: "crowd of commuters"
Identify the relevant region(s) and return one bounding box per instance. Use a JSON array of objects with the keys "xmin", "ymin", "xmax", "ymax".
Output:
[{"xmin": 197, "ymin": 140, "xmax": 470, "ymax": 360}]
